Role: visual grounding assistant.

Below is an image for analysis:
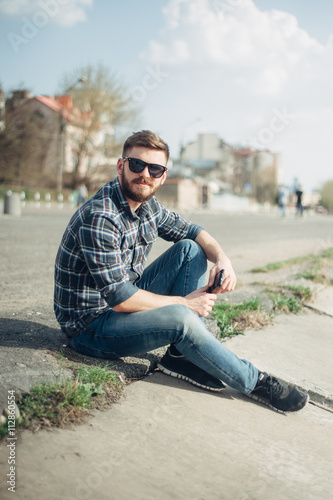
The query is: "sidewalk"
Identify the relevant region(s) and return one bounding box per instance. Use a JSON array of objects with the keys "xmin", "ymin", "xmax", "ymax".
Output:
[
  {"xmin": 0, "ymin": 208, "xmax": 333, "ymax": 499},
  {"xmin": 226, "ymin": 289, "xmax": 333, "ymax": 410},
  {"xmin": 1, "ymin": 304, "xmax": 332, "ymax": 500}
]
